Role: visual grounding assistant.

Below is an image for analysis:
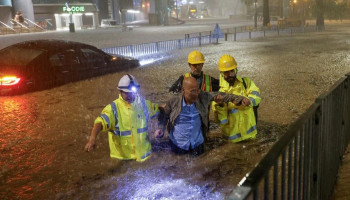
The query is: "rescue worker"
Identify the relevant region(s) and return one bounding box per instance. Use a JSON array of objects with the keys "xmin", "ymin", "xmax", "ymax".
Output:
[
  {"xmin": 84, "ymin": 74, "xmax": 162, "ymax": 162},
  {"xmin": 160, "ymin": 77, "xmax": 246, "ymax": 156},
  {"xmin": 169, "ymin": 50, "xmax": 219, "ymax": 93},
  {"xmin": 212, "ymin": 55, "xmax": 261, "ymax": 143}
]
